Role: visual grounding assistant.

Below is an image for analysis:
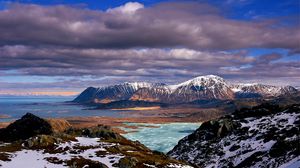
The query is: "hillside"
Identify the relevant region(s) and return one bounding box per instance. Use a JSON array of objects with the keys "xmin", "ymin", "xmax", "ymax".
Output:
[
  {"xmin": 0, "ymin": 113, "xmax": 193, "ymax": 168},
  {"xmin": 168, "ymin": 103, "xmax": 300, "ymax": 168}
]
